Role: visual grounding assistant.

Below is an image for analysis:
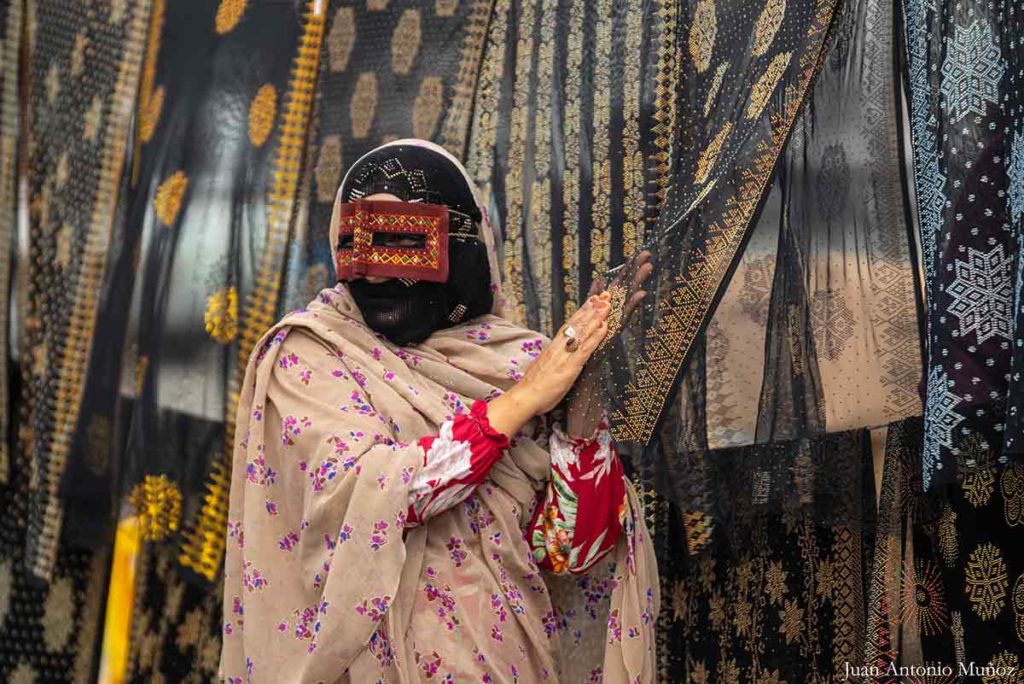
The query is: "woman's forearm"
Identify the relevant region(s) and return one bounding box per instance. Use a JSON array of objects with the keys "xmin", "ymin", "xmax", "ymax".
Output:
[{"xmin": 484, "ymin": 384, "xmax": 539, "ymax": 438}]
